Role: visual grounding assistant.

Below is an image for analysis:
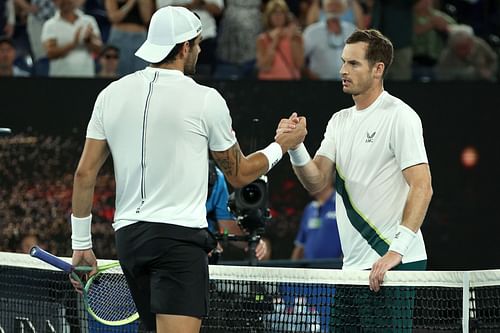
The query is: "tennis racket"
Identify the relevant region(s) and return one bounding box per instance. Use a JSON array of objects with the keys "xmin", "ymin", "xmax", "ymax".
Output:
[{"xmin": 30, "ymin": 245, "xmax": 139, "ymax": 326}]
